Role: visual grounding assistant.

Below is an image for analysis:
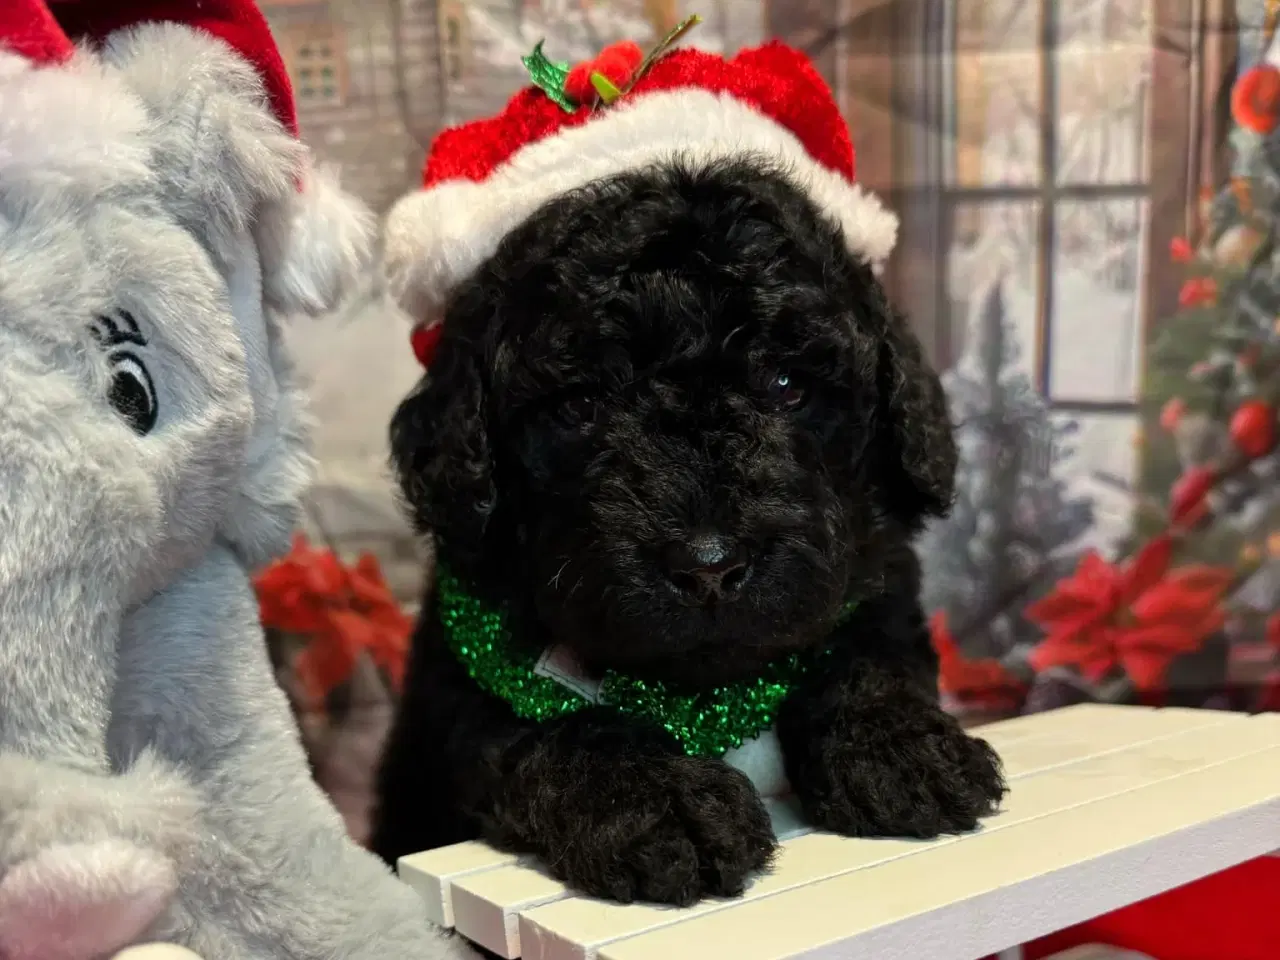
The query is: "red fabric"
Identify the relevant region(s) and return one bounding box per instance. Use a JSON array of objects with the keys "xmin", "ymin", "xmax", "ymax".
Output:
[
  {"xmin": 1, "ymin": 0, "xmax": 75, "ymax": 63},
  {"xmin": 1019, "ymin": 857, "xmax": 1280, "ymax": 960},
  {"xmin": 50, "ymin": 0, "xmax": 297, "ymax": 136},
  {"xmin": 421, "ymin": 40, "xmax": 855, "ymax": 190}
]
